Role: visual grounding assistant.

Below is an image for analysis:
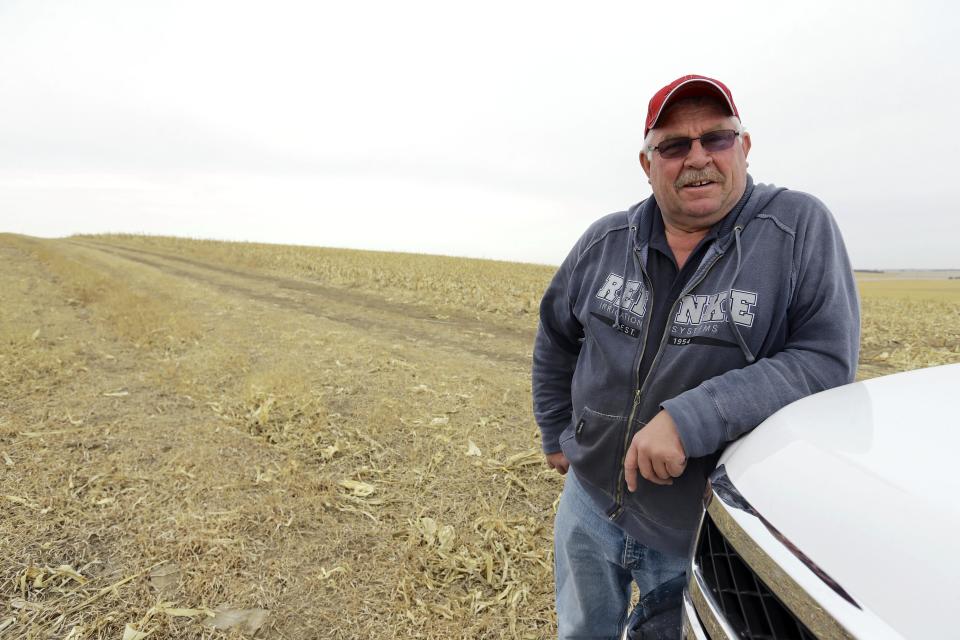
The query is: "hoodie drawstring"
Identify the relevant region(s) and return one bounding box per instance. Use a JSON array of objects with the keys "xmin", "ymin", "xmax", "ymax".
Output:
[
  {"xmin": 725, "ymin": 225, "xmax": 756, "ymax": 363},
  {"xmin": 612, "ymin": 226, "xmax": 636, "ymax": 331},
  {"xmin": 620, "ymin": 212, "xmax": 757, "ymax": 364}
]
